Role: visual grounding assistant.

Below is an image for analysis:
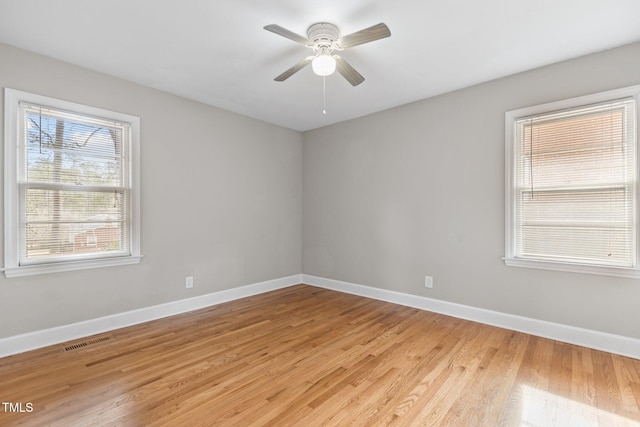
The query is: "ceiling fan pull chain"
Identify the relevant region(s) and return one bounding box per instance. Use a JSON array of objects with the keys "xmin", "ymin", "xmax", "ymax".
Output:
[{"xmin": 323, "ymin": 75, "xmax": 327, "ymax": 115}]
